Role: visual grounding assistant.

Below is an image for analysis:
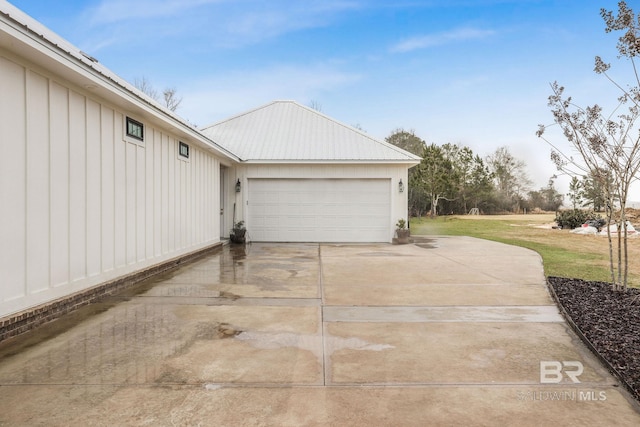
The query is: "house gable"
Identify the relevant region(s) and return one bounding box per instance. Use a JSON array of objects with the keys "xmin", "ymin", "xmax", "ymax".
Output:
[{"xmin": 201, "ymin": 100, "xmax": 421, "ymax": 164}]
